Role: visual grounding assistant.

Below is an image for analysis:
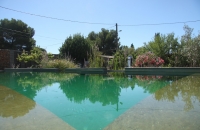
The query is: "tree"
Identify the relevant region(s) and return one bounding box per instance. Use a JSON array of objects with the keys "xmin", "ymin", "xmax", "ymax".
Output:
[
  {"xmin": 87, "ymin": 31, "xmax": 98, "ymax": 41},
  {"xmin": 130, "ymin": 43, "xmax": 134, "ymax": 48},
  {"xmin": 0, "ymin": 18, "xmax": 36, "ymax": 51},
  {"xmin": 181, "ymin": 25, "xmax": 200, "ymax": 67},
  {"xmin": 144, "ymin": 33, "xmax": 180, "ymax": 66},
  {"xmin": 59, "ymin": 34, "xmax": 92, "ymax": 64},
  {"xmin": 88, "ymin": 43, "xmax": 103, "ymax": 68},
  {"xmin": 135, "ymin": 46, "xmax": 148, "ymax": 58},
  {"xmin": 112, "ymin": 50, "xmax": 126, "ymax": 70},
  {"xmin": 144, "ymin": 33, "xmax": 166, "ymax": 58},
  {"xmin": 164, "ymin": 33, "xmax": 180, "ymax": 67},
  {"xmin": 87, "ymin": 28, "xmax": 120, "ymax": 55}
]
